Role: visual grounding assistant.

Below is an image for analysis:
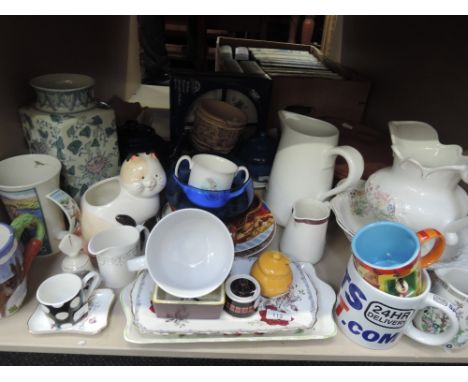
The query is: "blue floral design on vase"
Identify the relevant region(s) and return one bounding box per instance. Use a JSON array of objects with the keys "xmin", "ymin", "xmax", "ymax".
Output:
[{"xmin": 19, "ymin": 74, "xmax": 120, "ymax": 201}]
